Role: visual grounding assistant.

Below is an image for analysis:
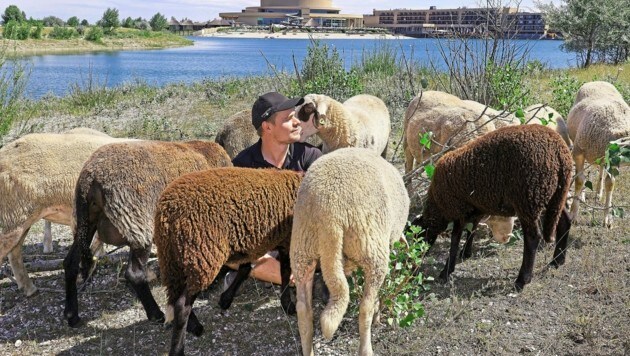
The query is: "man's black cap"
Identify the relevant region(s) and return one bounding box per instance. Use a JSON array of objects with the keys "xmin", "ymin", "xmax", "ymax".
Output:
[{"xmin": 252, "ymin": 92, "xmax": 304, "ymax": 129}]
